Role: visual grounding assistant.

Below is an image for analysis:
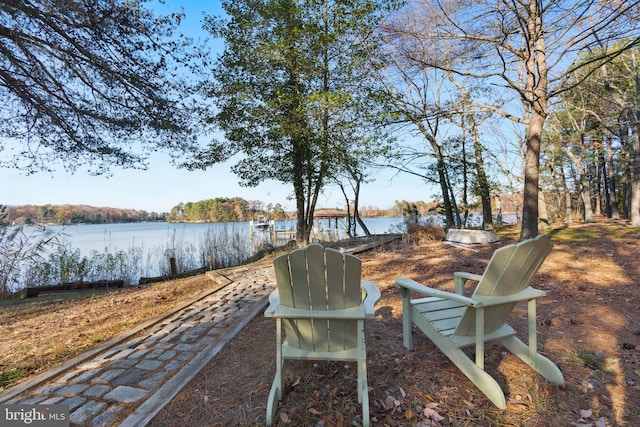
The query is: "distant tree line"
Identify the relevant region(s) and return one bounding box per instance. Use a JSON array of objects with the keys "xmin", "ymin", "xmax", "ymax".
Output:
[
  {"xmin": 4, "ymin": 195, "xmax": 519, "ymax": 227},
  {"xmin": 167, "ymin": 198, "xmax": 288, "ymax": 223},
  {"xmin": 166, "ymin": 198, "xmax": 450, "ymax": 223},
  {"xmin": 5, "ymin": 205, "xmax": 165, "ymax": 225}
]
